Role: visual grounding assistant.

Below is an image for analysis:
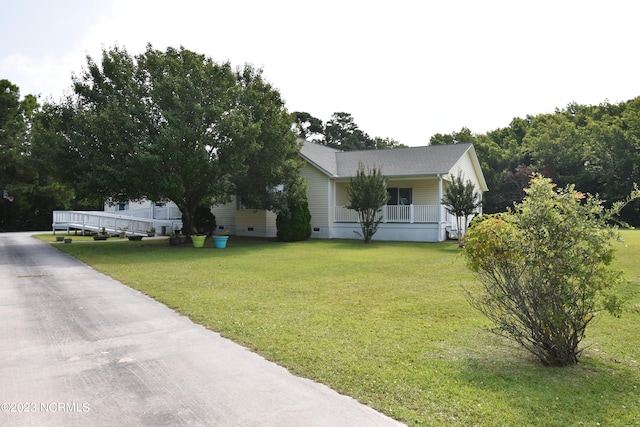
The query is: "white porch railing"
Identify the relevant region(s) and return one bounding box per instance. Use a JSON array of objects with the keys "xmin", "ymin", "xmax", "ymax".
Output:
[
  {"xmin": 335, "ymin": 205, "xmax": 445, "ymax": 224},
  {"xmin": 112, "ymin": 205, "xmax": 182, "ymax": 220},
  {"xmin": 334, "ymin": 206, "xmax": 360, "ymax": 222}
]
